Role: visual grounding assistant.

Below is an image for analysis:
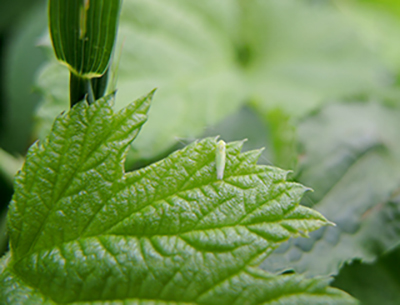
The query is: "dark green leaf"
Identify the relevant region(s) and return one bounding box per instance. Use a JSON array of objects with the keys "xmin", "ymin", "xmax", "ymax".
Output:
[
  {"xmin": 334, "ymin": 240, "xmax": 400, "ymax": 305},
  {"xmin": 0, "ymin": 1, "xmax": 47, "ymax": 154}
]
